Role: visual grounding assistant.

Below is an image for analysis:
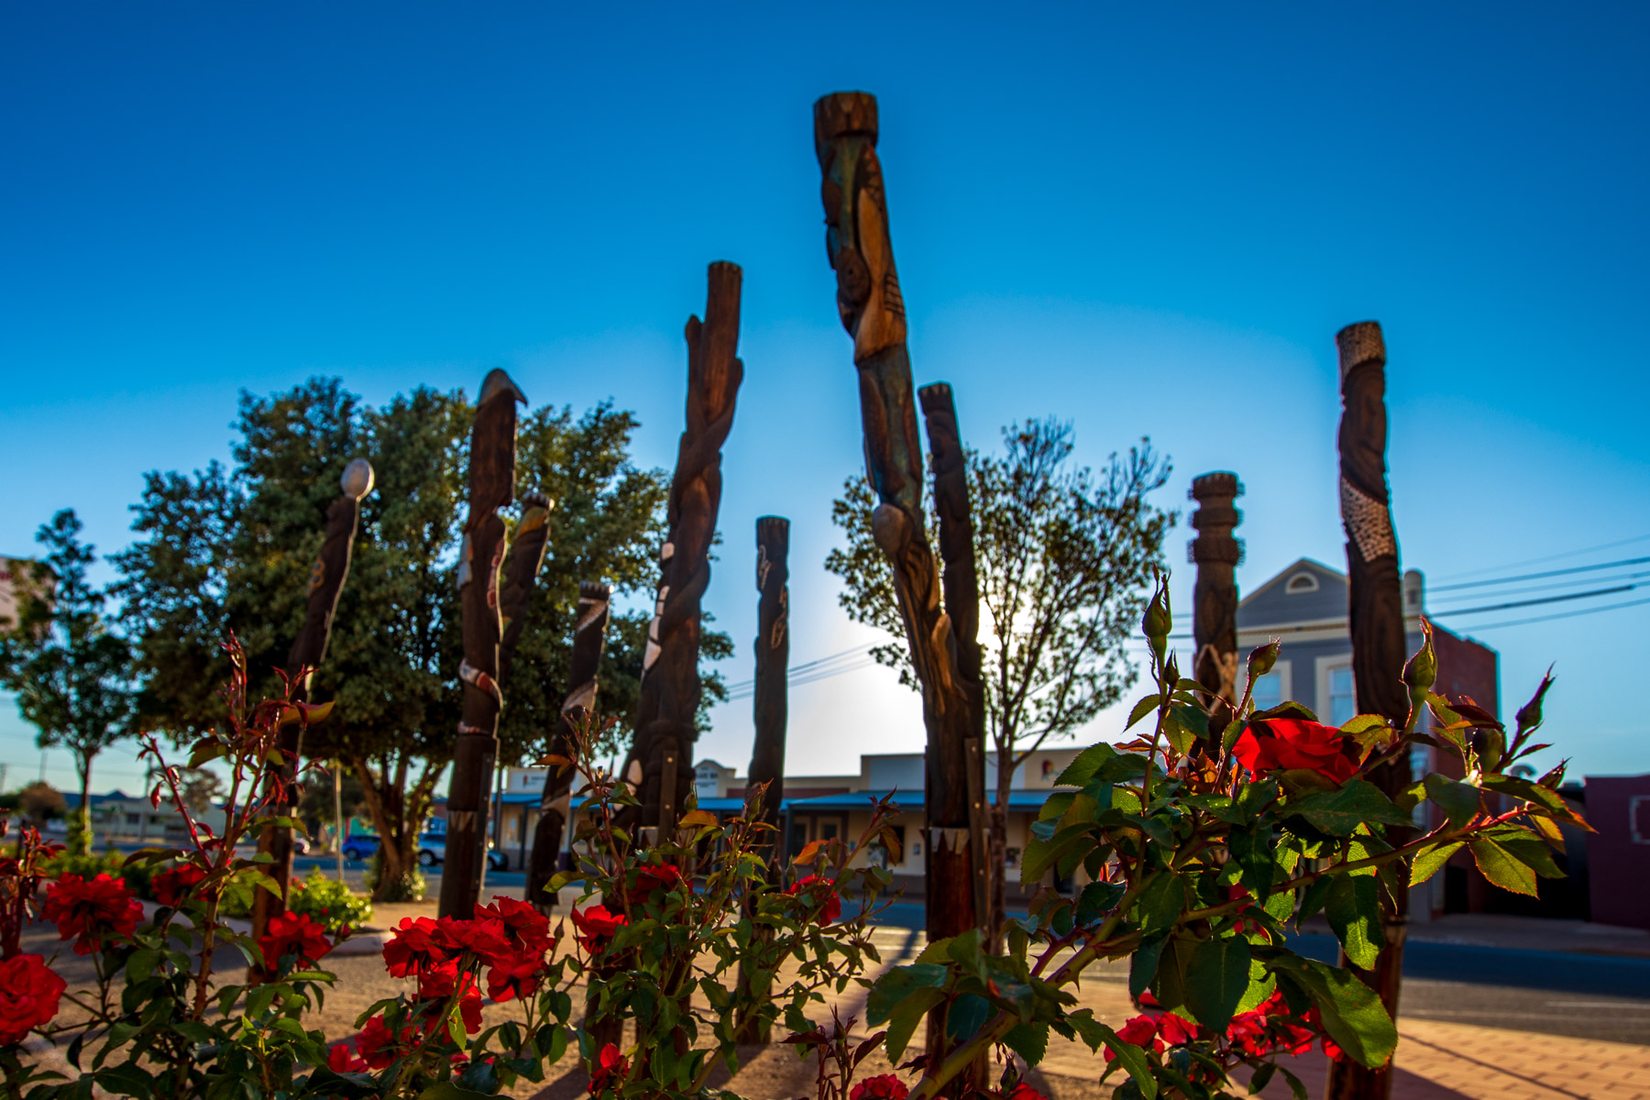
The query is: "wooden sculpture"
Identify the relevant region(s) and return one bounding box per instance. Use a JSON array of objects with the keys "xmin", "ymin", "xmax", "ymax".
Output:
[
  {"xmin": 526, "ymin": 580, "xmax": 611, "ymax": 913},
  {"xmin": 623, "ymin": 262, "xmax": 744, "ymax": 833},
  {"xmin": 251, "ymin": 457, "xmax": 372, "ymax": 969},
  {"xmin": 1189, "ymin": 471, "xmax": 1244, "ymax": 724},
  {"xmin": 1328, "ymin": 321, "xmax": 1410, "ymax": 1100}
]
